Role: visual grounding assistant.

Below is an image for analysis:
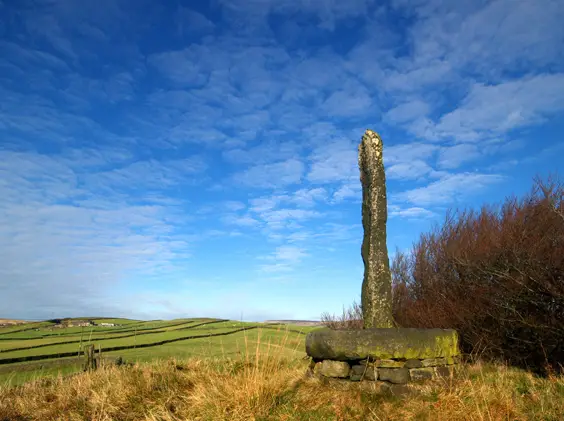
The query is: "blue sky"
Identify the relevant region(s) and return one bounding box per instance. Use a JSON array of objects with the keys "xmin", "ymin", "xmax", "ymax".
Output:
[{"xmin": 1, "ymin": 0, "xmax": 563, "ymax": 321}]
